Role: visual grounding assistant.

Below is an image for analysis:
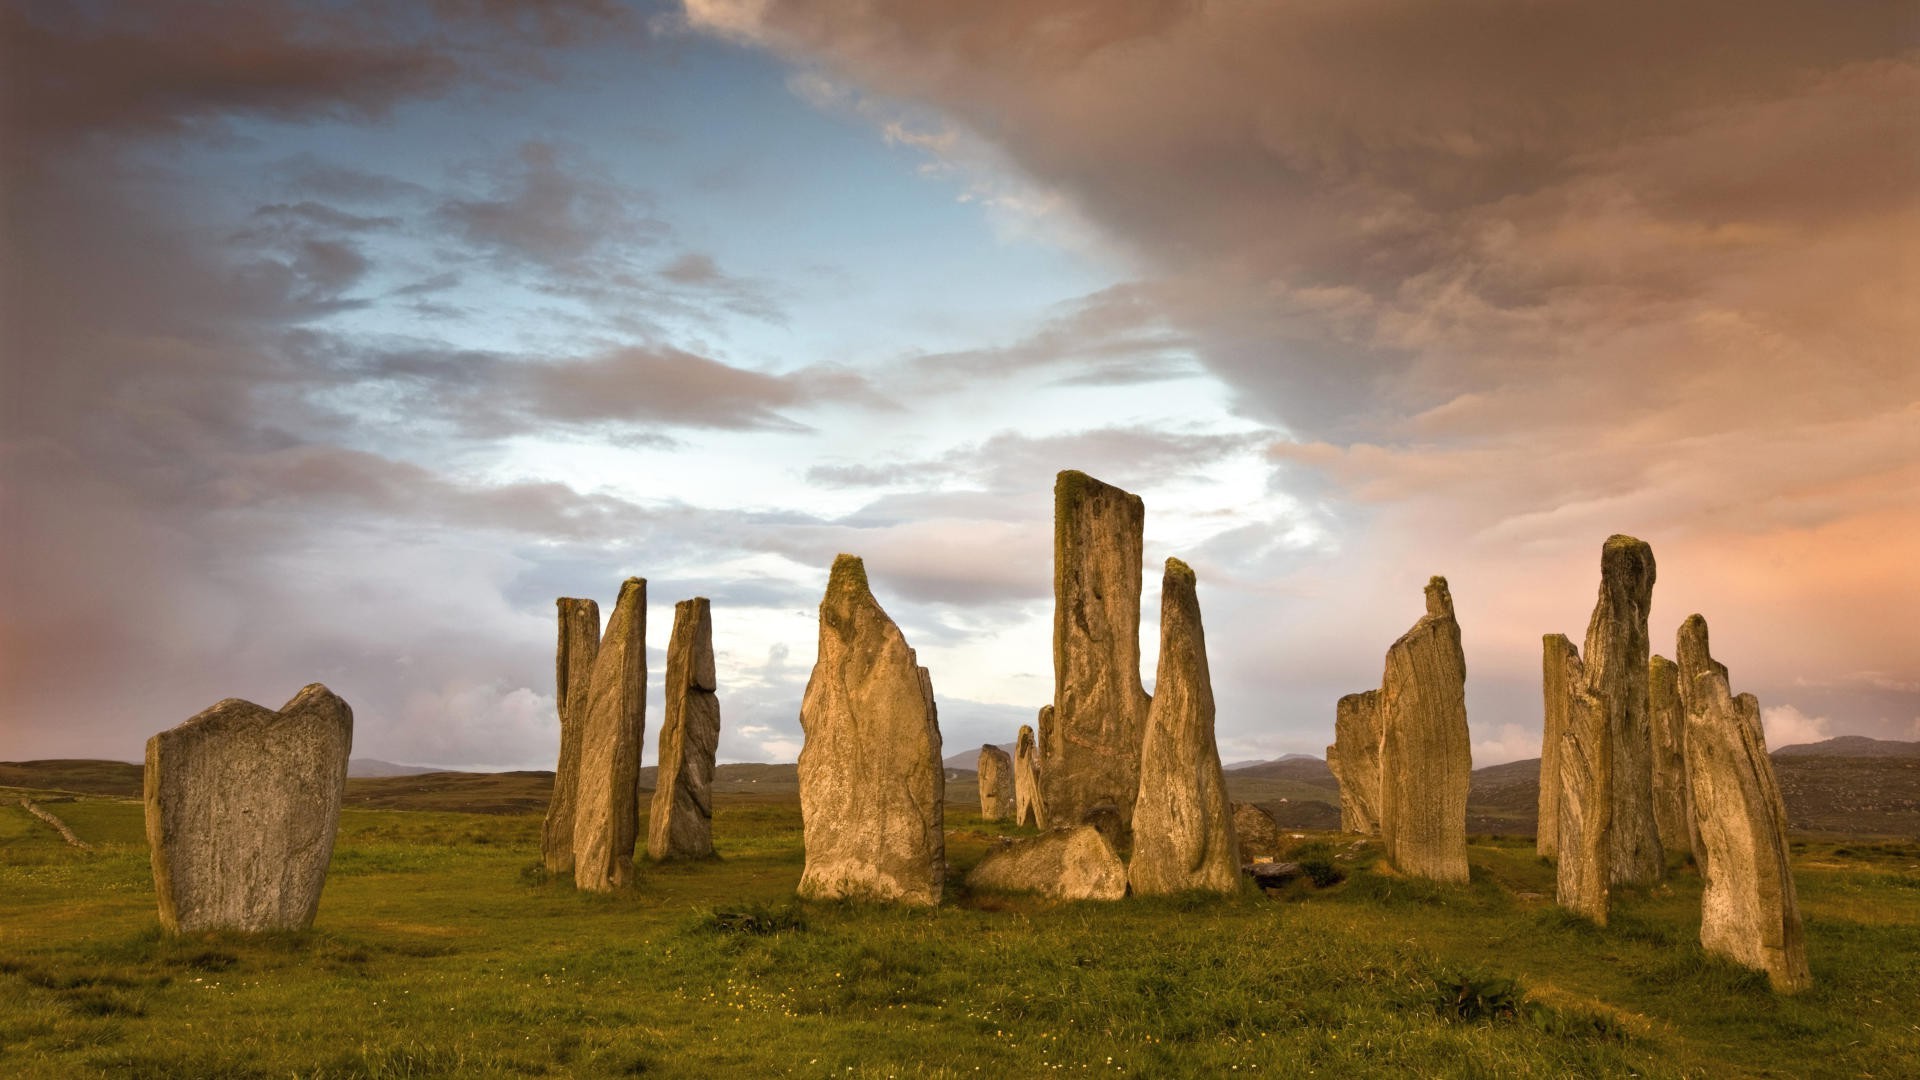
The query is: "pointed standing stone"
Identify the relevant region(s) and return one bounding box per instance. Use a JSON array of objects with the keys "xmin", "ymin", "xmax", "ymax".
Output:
[
  {"xmin": 1583, "ymin": 535, "xmax": 1663, "ymax": 885},
  {"xmin": 648, "ymin": 598, "xmax": 721, "ymax": 861},
  {"xmin": 572, "ymin": 577, "xmax": 646, "ymax": 892},
  {"xmin": 1327, "ymin": 690, "xmax": 1382, "ymax": 835},
  {"xmin": 1649, "ymin": 654, "xmax": 1700, "ymax": 863},
  {"xmin": 1678, "ymin": 615, "xmax": 1810, "ymax": 993},
  {"xmin": 1015, "ymin": 720, "xmax": 1047, "ymax": 828},
  {"xmin": 977, "ymin": 744, "xmax": 1015, "ymax": 822},
  {"xmin": 145, "ymin": 684, "xmax": 353, "ymax": 934},
  {"xmin": 1130, "ymin": 559, "xmax": 1240, "ymax": 895},
  {"xmin": 1377, "ymin": 577, "xmax": 1471, "ymax": 883},
  {"xmin": 1554, "ymin": 645, "xmax": 1612, "ymax": 924},
  {"xmin": 796, "ymin": 555, "xmax": 945, "ymax": 905},
  {"xmin": 1045, "ymin": 470, "xmax": 1152, "ymax": 832},
  {"xmin": 1537, "ymin": 634, "xmax": 1578, "ymax": 857},
  {"xmin": 541, "ymin": 597, "xmax": 600, "ymax": 874}
]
